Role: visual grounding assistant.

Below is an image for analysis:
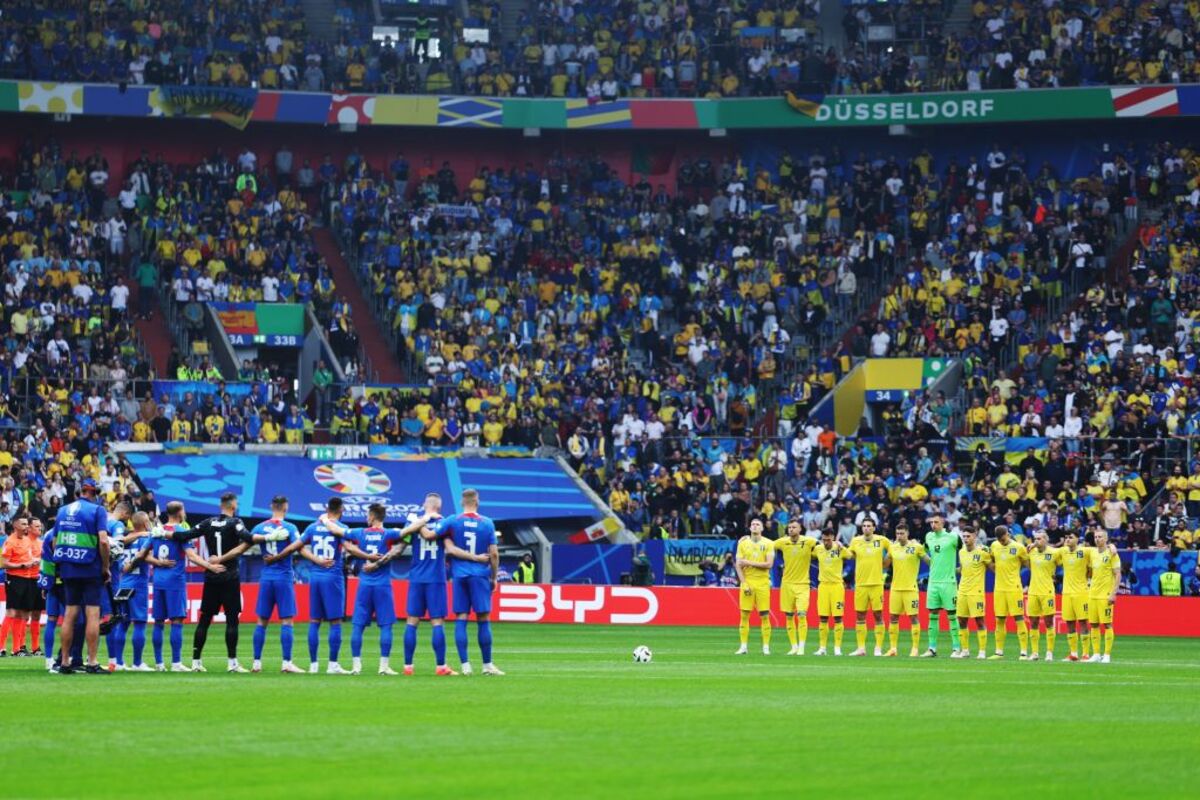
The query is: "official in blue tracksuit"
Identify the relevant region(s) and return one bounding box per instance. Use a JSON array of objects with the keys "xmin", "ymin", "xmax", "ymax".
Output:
[{"xmin": 53, "ymin": 478, "xmax": 110, "ymax": 674}]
